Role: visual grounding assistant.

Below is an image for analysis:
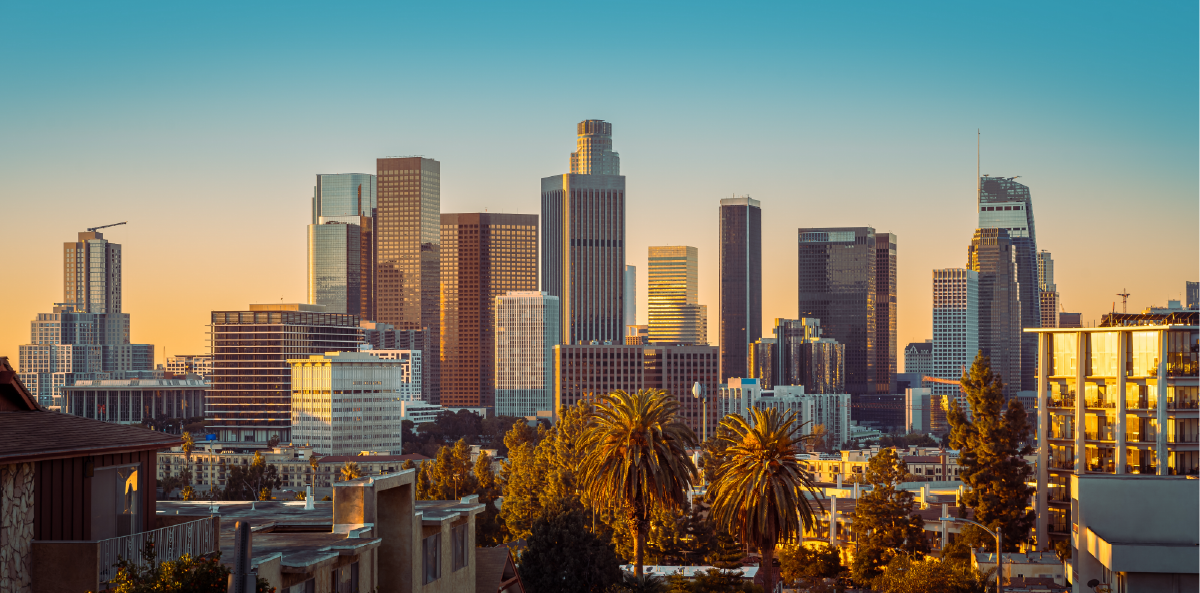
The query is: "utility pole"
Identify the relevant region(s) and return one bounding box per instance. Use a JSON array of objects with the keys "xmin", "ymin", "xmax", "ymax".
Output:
[{"xmin": 1117, "ymin": 289, "xmax": 1131, "ymax": 314}]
